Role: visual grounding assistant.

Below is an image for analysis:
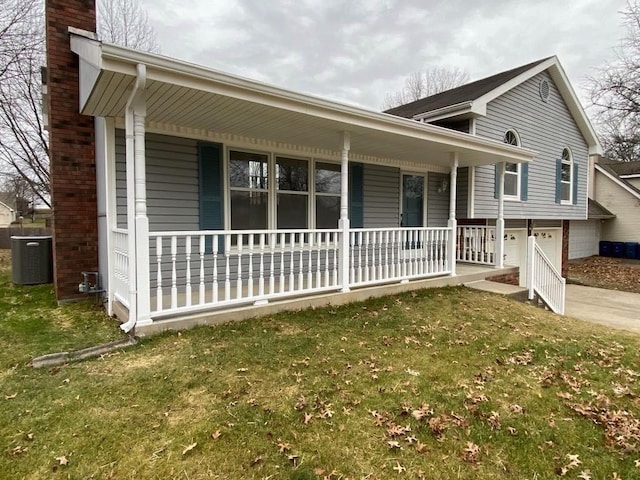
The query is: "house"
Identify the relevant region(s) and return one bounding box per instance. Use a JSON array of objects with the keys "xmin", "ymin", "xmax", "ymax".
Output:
[
  {"xmin": 44, "ymin": 0, "xmax": 596, "ymax": 333},
  {"xmin": 385, "ymin": 57, "xmax": 602, "ymax": 283},
  {"xmin": 591, "ymin": 158, "xmax": 640, "ymax": 243},
  {"xmin": 0, "ymin": 200, "xmax": 16, "ymax": 227}
]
